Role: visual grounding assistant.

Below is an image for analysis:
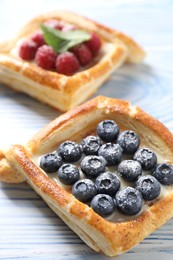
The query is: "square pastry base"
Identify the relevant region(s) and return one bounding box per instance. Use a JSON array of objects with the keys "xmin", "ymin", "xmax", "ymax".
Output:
[{"xmin": 0, "ymin": 11, "xmax": 145, "ymax": 111}]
